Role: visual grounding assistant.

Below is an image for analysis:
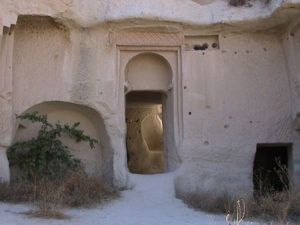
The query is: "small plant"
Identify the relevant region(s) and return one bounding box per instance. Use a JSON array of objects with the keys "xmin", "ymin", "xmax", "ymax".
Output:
[
  {"xmin": 7, "ymin": 111, "xmax": 98, "ymax": 180},
  {"xmin": 1, "ymin": 112, "xmax": 119, "ymax": 219},
  {"xmin": 178, "ymin": 163, "xmax": 300, "ymax": 224},
  {"xmin": 226, "ymin": 199, "xmax": 246, "ymax": 225}
]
